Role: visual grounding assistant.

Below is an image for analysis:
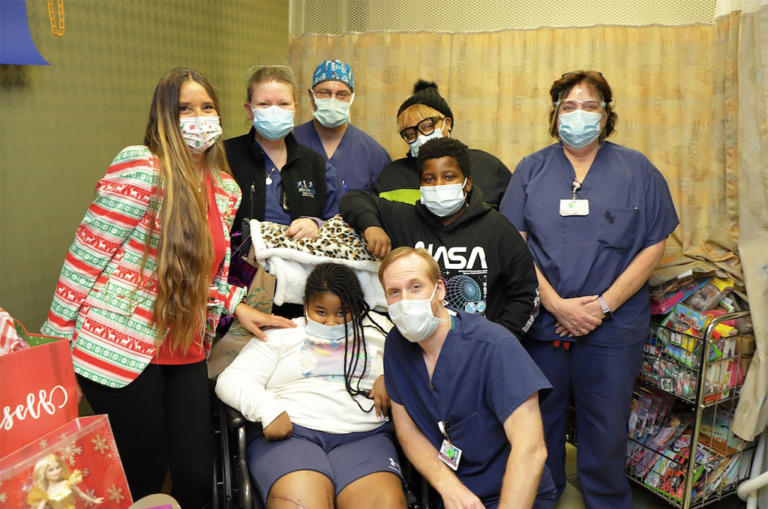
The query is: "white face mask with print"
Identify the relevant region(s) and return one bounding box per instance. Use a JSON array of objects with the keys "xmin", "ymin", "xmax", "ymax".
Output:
[{"xmin": 179, "ymin": 116, "xmax": 222, "ymax": 154}]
